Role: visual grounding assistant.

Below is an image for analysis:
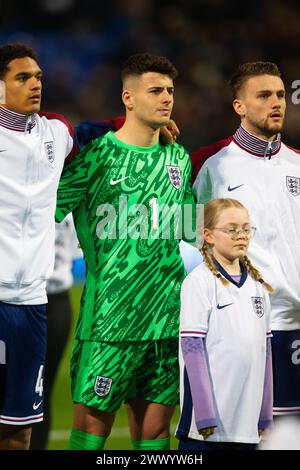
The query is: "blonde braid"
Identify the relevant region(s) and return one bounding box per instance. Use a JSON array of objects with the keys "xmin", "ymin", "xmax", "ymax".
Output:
[
  {"xmin": 201, "ymin": 244, "xmax": 229, "ymax": 286},
  {"xmin": 243, "ymin": 256, "xmax": 275, "ymax": 293}
]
